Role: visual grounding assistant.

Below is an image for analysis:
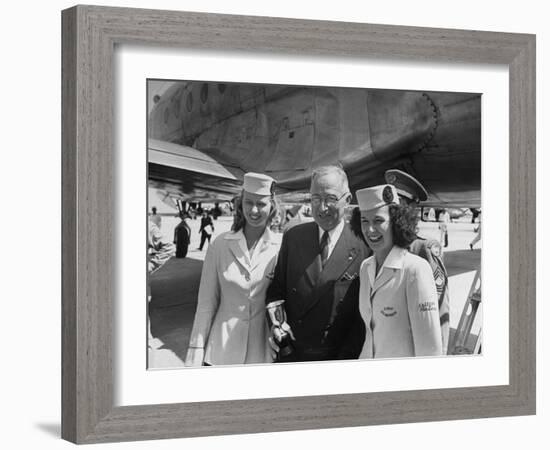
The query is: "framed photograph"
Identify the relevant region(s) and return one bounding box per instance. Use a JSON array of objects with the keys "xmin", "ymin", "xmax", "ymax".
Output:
[{"xmin": 62, "ymin": 5, "xmax": 535, "ymax": 444}]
